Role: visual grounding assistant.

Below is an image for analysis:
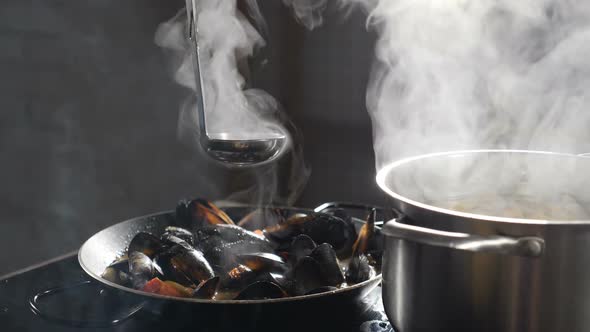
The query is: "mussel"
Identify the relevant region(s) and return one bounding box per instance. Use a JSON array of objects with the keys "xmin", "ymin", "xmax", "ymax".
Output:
[
  {"xmin": 346, "ymin": 254, "xmax": 375, "ymax": 284},
  {"xmin": 176, "ymin": 198, "xmax": 235, "ymax": 227},
  {"xmin": 101, "ymin": 256, "xmax": 131, "ymax": 286},
  {"xmin": 193, "ymin": 276, "xmax": 220, "ymax": 299},
  {"xmin": 194, "ymin": 224, "xmax": 274, "ymax": 273},
  {"xmin": 162, "ymin": 226, "xmax": 194, "ymax": 246},
  {"xmin": 287, "ymin": 256, "xmax": 326, "ymax": 296},
  {"xmin": 345, "ymin": 209, "xmax": 377, "ymax": 284},
  {"xmin": 263, "ymin": 213, "xmax": 356, "ymax": 258},
  {"xmin": 168, "ymin": 246, "xmax": 215, "ymax": 285},
  {"xmin": 352, "ymin": 209, "xmax": 376, "ymax": 257},
  {"xmin": 309, "ymin": 243, "xmax": 344, "ymax": 285},
  {"xmin": 103, "ymin": 199, "xmax": 383, "ymax": 301},
  {"xmin": 128, "ymin": 252, "xmax": 162, "ymax": 288},
  {"xmin": 217, "ymin": 252, "xmax": 287, "ymax": 298},
  {"xmin": 128, "ymin": 232, "xmax": 163, "ymax": 258},
  {"xmin": 235, "ymin": 252, "xmax": 286, "ymax": 271},
  {"xmin": 234, "ymin": 281, "xmax": 287, "ymax": 300},
  {"xmin": 289, "ymin": 234, "xmax": 317, "ymax": 264}
]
